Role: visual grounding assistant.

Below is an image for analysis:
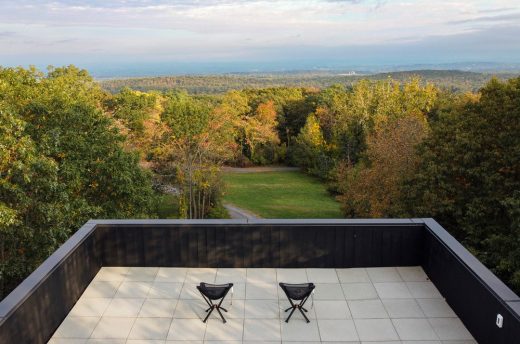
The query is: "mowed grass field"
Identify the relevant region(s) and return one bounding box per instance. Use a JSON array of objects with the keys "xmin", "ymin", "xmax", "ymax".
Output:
[{"xmin": 223, "ymin": 171, "xmax": 342, "ymax": 218}]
